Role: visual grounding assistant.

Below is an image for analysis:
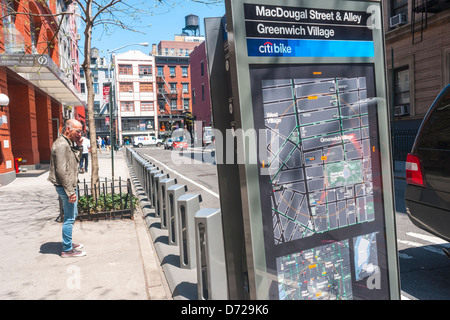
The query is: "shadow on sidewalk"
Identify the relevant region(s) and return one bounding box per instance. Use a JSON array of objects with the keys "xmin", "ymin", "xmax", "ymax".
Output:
[{"xmin": 39, "ymin": 242, "xmax": 62, "ymax": 255}]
